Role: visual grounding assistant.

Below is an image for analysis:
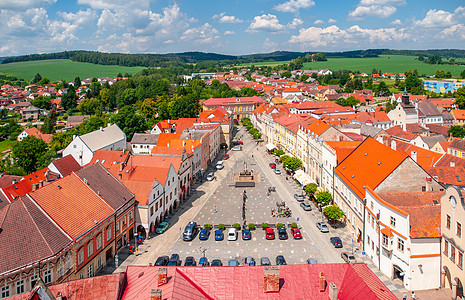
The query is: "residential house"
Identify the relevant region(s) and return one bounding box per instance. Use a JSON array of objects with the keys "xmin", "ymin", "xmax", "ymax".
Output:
[
  {"xmin": 333, "ymin": 137, "xmax": 442, "ymax": 247},
  {"xmin": 387, "ymin": 90, "xmax": 419, "ymax": 129},
  {"xmin": 364, "ymin": 188, "xmax": 442, "ymax": 290},
  {"xmin": 410, "ymin": 135, "xmax": 447, "ymax": 151},
  {"xmin": 66, "ymin": 115, "xmax": 90, "ymax": 128},
  {"xmin": 447, "ymin": 138, "xmax": 465, "ymax": 158},
  {"xmin": 351, "ymin": 111, "xmax": 392, "ymax": 129},
  {"xmin": 202, "ymin": 96, "xmax": 267, "ymax": 122},
  {"xmin": 47, "ymin": 155, "xmax": 82, "ymax": 178},
  {"xmin": 424, "ymin": 166, "xmax": 465, "ymax": 188},
  {"xmin": 17, "ymin": 127, "xmax": 52, "ymax": 143},
  {"xmin": 63, "ymin": 124, "xmax": 126, "ymax": 166},
  {"xmin": 130, "ymin": 133, "xmax": 159, "ymax": 155},
  {"xmin": 21, "ymin": 105, "xmax": 48, "ymax": 121},
  {"xmin": 451, "ymin": 109, "xmax": 465, "ymax": 126},
  {"xmin": 440, "ymin": 186, "xmax": 465, "ymax": 300}
]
